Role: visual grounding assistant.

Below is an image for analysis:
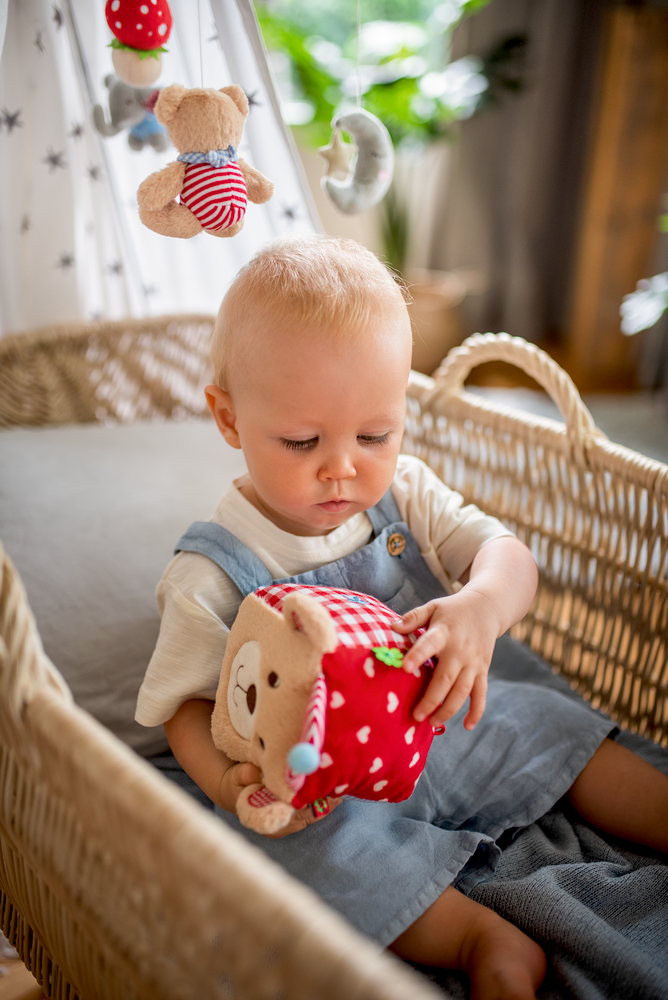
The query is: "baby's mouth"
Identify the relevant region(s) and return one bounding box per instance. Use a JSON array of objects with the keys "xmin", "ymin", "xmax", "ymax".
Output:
[{"xmin": 318, "ymin": 499, "xmax": 351, "ymax": 513}]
